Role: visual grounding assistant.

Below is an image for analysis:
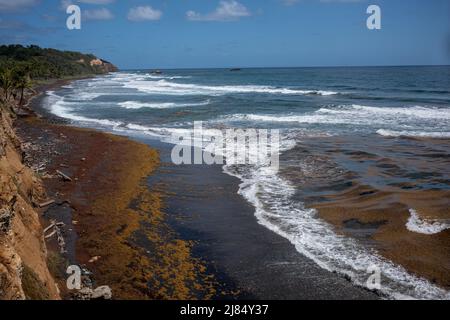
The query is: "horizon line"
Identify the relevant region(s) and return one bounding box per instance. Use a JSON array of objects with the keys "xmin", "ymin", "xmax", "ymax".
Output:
[{"xmin": 120, "ymin": 64, "xmax": 450, "ymax": 71}]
